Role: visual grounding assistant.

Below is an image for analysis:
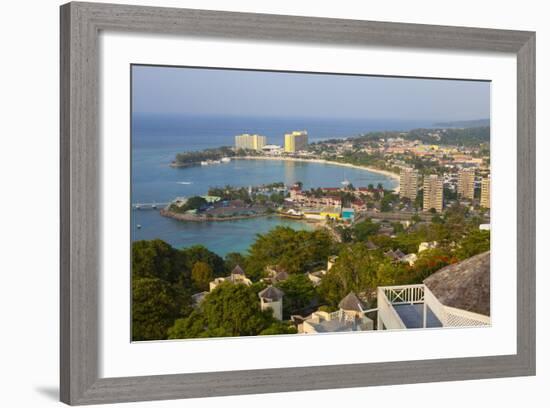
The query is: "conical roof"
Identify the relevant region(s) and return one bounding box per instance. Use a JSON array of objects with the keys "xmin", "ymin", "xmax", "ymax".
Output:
[
  {"xmin": 338, "ymin": 292, "xmax": 365, "ymax": 312},
  {"xmin": 231, "ymin": 265, "xmax": 245, "ymax": 275},
  {"xmin": 273, "ymin": 270, "xmax": 289, "ymax": 282},
  {"xmin": 423, "ymin": 251, "xmax": 490, "ymax": 316},
  {"xmin": 258, "ymin": 285, "xmax": 284, "ymax": 301}
]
